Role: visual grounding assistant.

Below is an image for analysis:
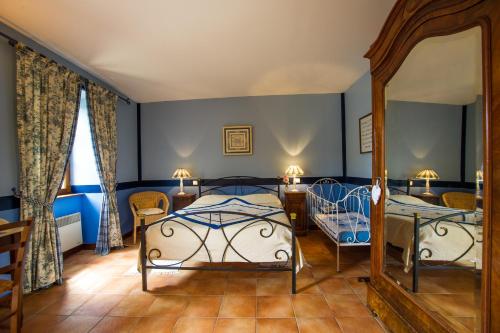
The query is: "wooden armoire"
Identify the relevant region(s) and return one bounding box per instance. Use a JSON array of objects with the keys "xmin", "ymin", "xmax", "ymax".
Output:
[{"xmin": 365, "ymin": 0, "xmax": 500, "ymax": 332}]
